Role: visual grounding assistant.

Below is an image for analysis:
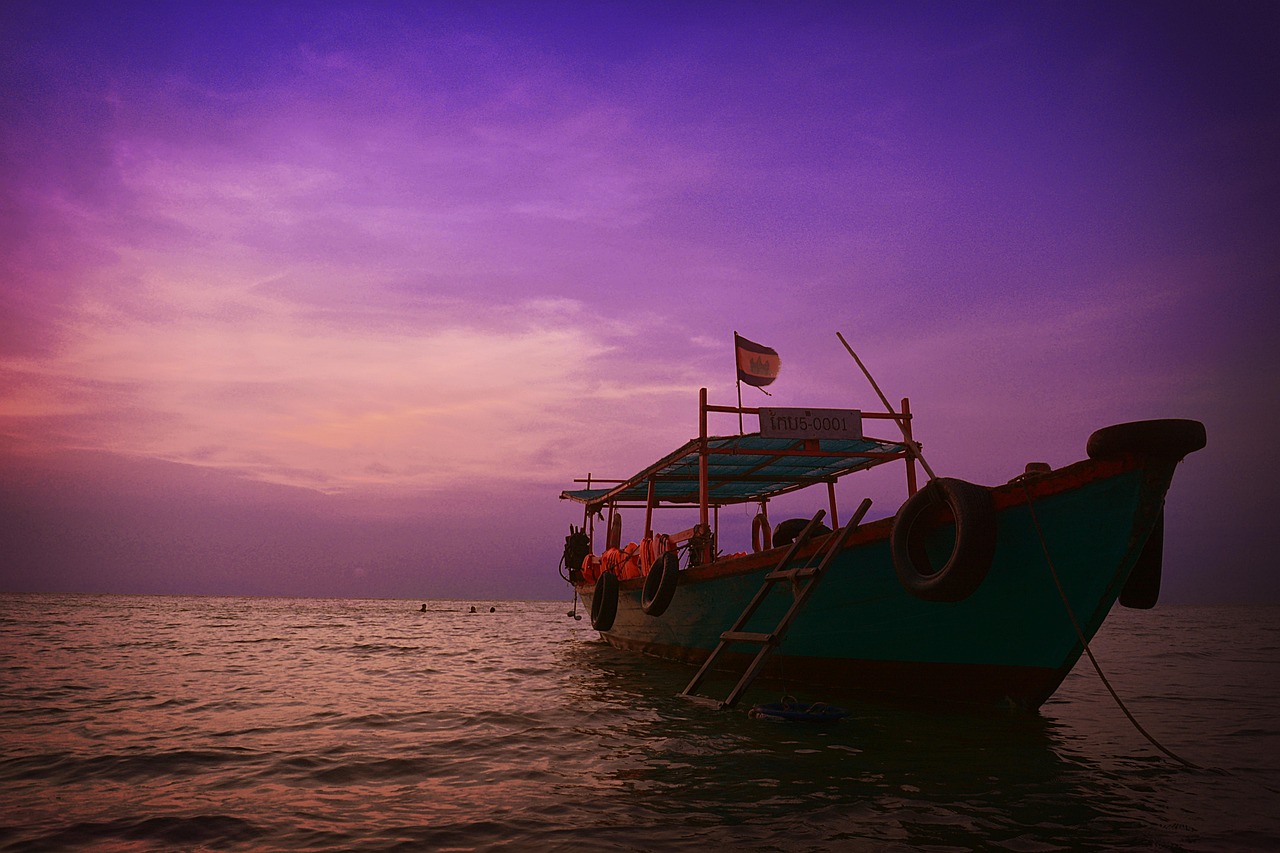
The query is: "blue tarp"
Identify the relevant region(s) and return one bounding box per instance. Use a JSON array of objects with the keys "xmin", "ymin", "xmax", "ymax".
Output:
[{"xmin": 560, "ymin": 432, "xmax": 906, "ymax": 510}]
